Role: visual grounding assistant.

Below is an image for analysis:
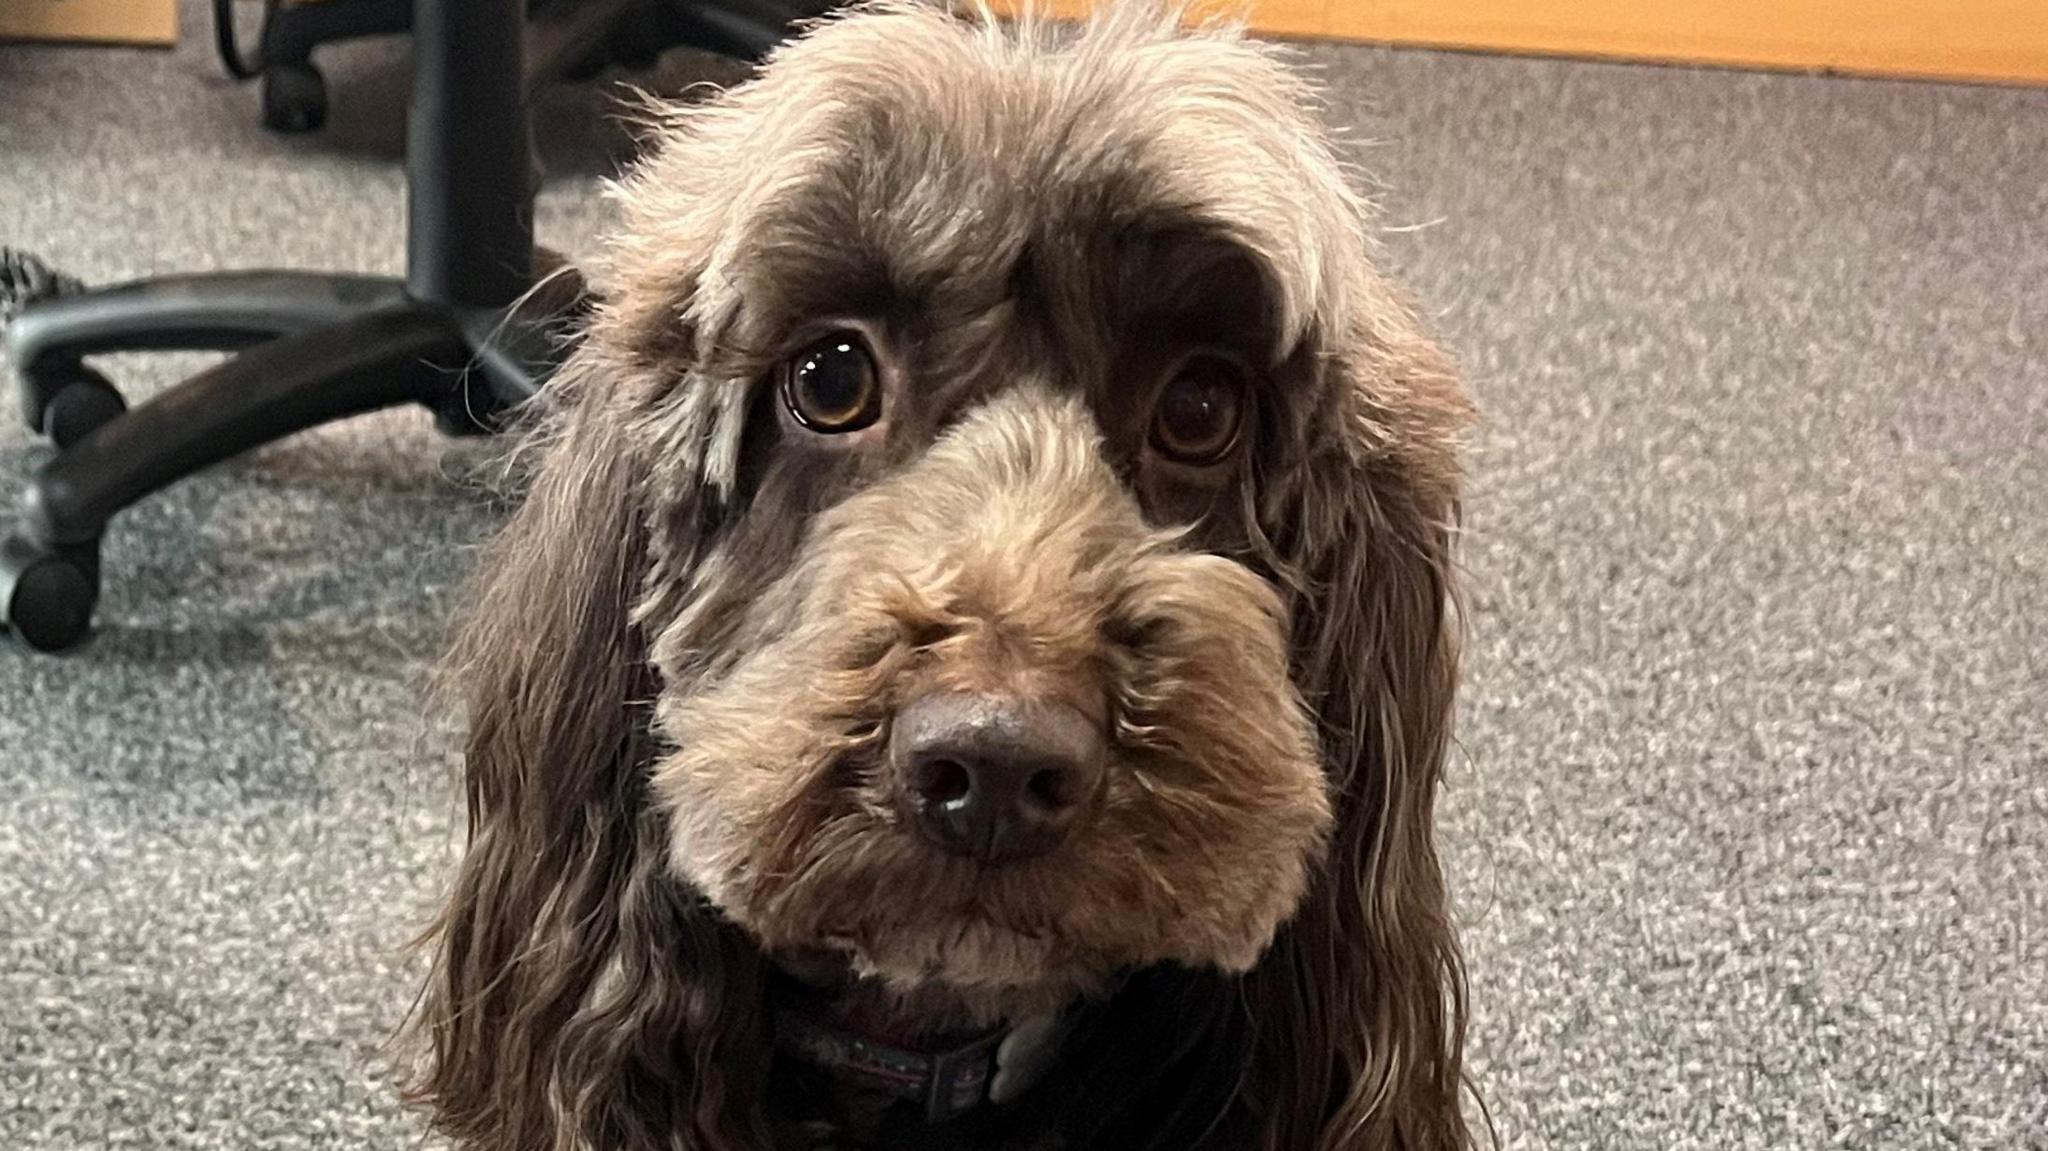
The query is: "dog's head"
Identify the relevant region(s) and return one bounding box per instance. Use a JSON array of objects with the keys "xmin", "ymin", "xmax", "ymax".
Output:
[{"xmin": 408, "ymin": 4, "xmax": 1474, "ymax": 1149}]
